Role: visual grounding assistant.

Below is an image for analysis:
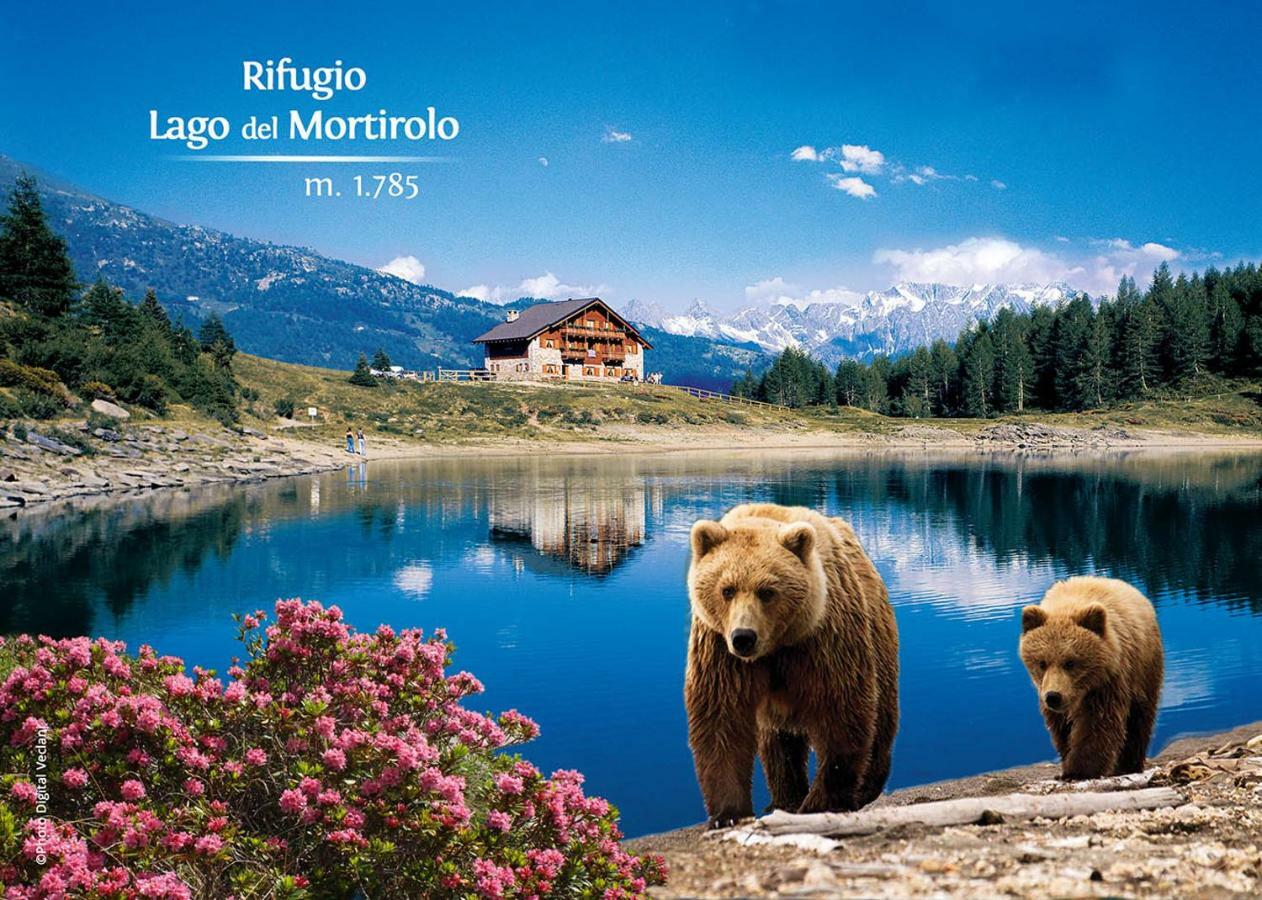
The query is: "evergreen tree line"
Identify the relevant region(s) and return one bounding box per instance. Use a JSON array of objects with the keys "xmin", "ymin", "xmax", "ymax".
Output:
[
  {"xmin": 732, "ymin": 262, "xmax": 1262, "ymax": 416},
  {"xmin": 0, "ymin": 175, "xmax": 241, "ymax": 423}
]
